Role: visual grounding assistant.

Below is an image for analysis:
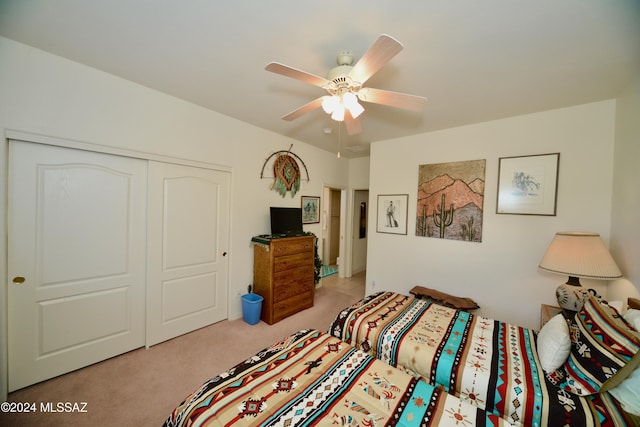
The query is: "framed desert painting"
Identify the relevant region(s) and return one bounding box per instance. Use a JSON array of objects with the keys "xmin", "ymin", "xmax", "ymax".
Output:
[{"xmin": 415, "ymin": 159, "xmax": 485, "ymax": 242}]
